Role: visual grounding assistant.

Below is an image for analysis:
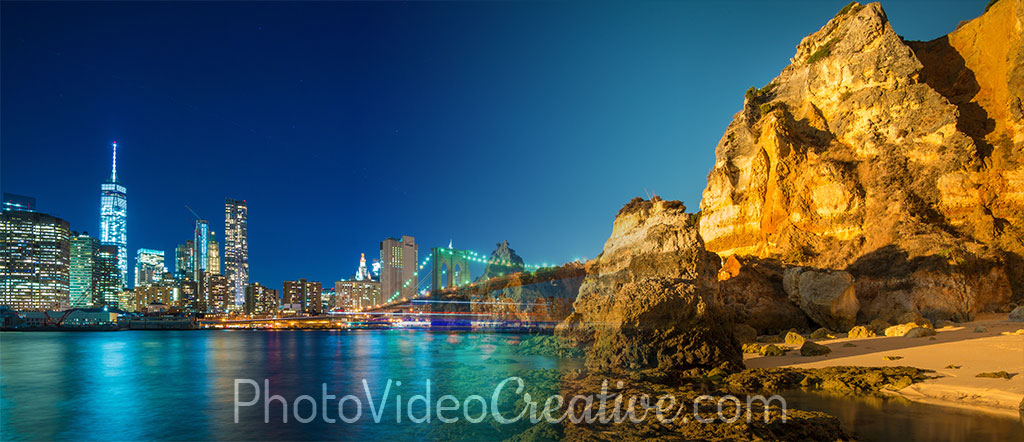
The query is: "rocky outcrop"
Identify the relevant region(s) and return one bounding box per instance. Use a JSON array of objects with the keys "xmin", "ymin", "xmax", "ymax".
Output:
[
  {"xmin": 800, "ymin": 341, "xmax": 832, "ymax": 356},
  {"xmin": 558, "ymin": 197, "xmax": 743, "ymax": 373},
  {"xmin": 783, "ymin": 267, "xmax": 859, "ymax": 330},
  {"xmin": 698, "ymin": 1, "xmax": 1023, "ymax": 323},
  {"xmin": 478, "ymin": 240, "xmax": 525, "ymax": 280}
]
